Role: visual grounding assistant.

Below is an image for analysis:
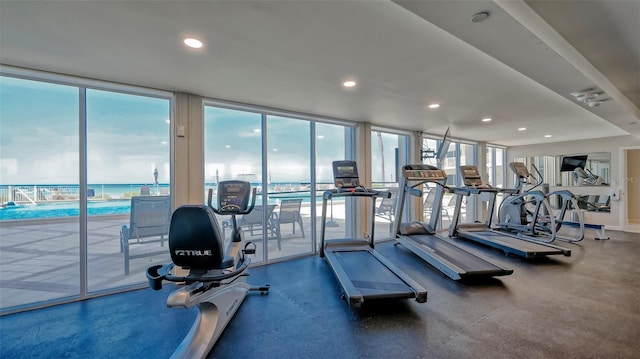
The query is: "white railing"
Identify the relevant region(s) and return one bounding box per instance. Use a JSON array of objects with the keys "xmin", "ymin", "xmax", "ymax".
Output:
[{"xmin": 0, "ymin": 185, "xmax": 82, "ymax": 204}]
